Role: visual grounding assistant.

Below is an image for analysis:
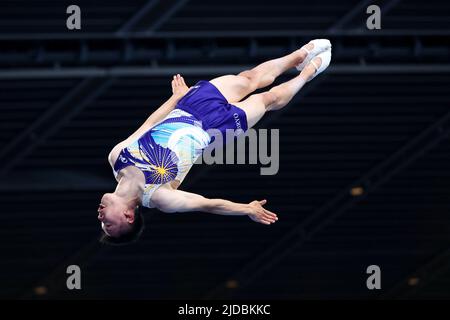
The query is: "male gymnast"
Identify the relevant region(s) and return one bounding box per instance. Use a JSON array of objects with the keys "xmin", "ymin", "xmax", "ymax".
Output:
[{"xmin": 98, "ymin": 39, "xmax": 332, "ymax": 244}]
